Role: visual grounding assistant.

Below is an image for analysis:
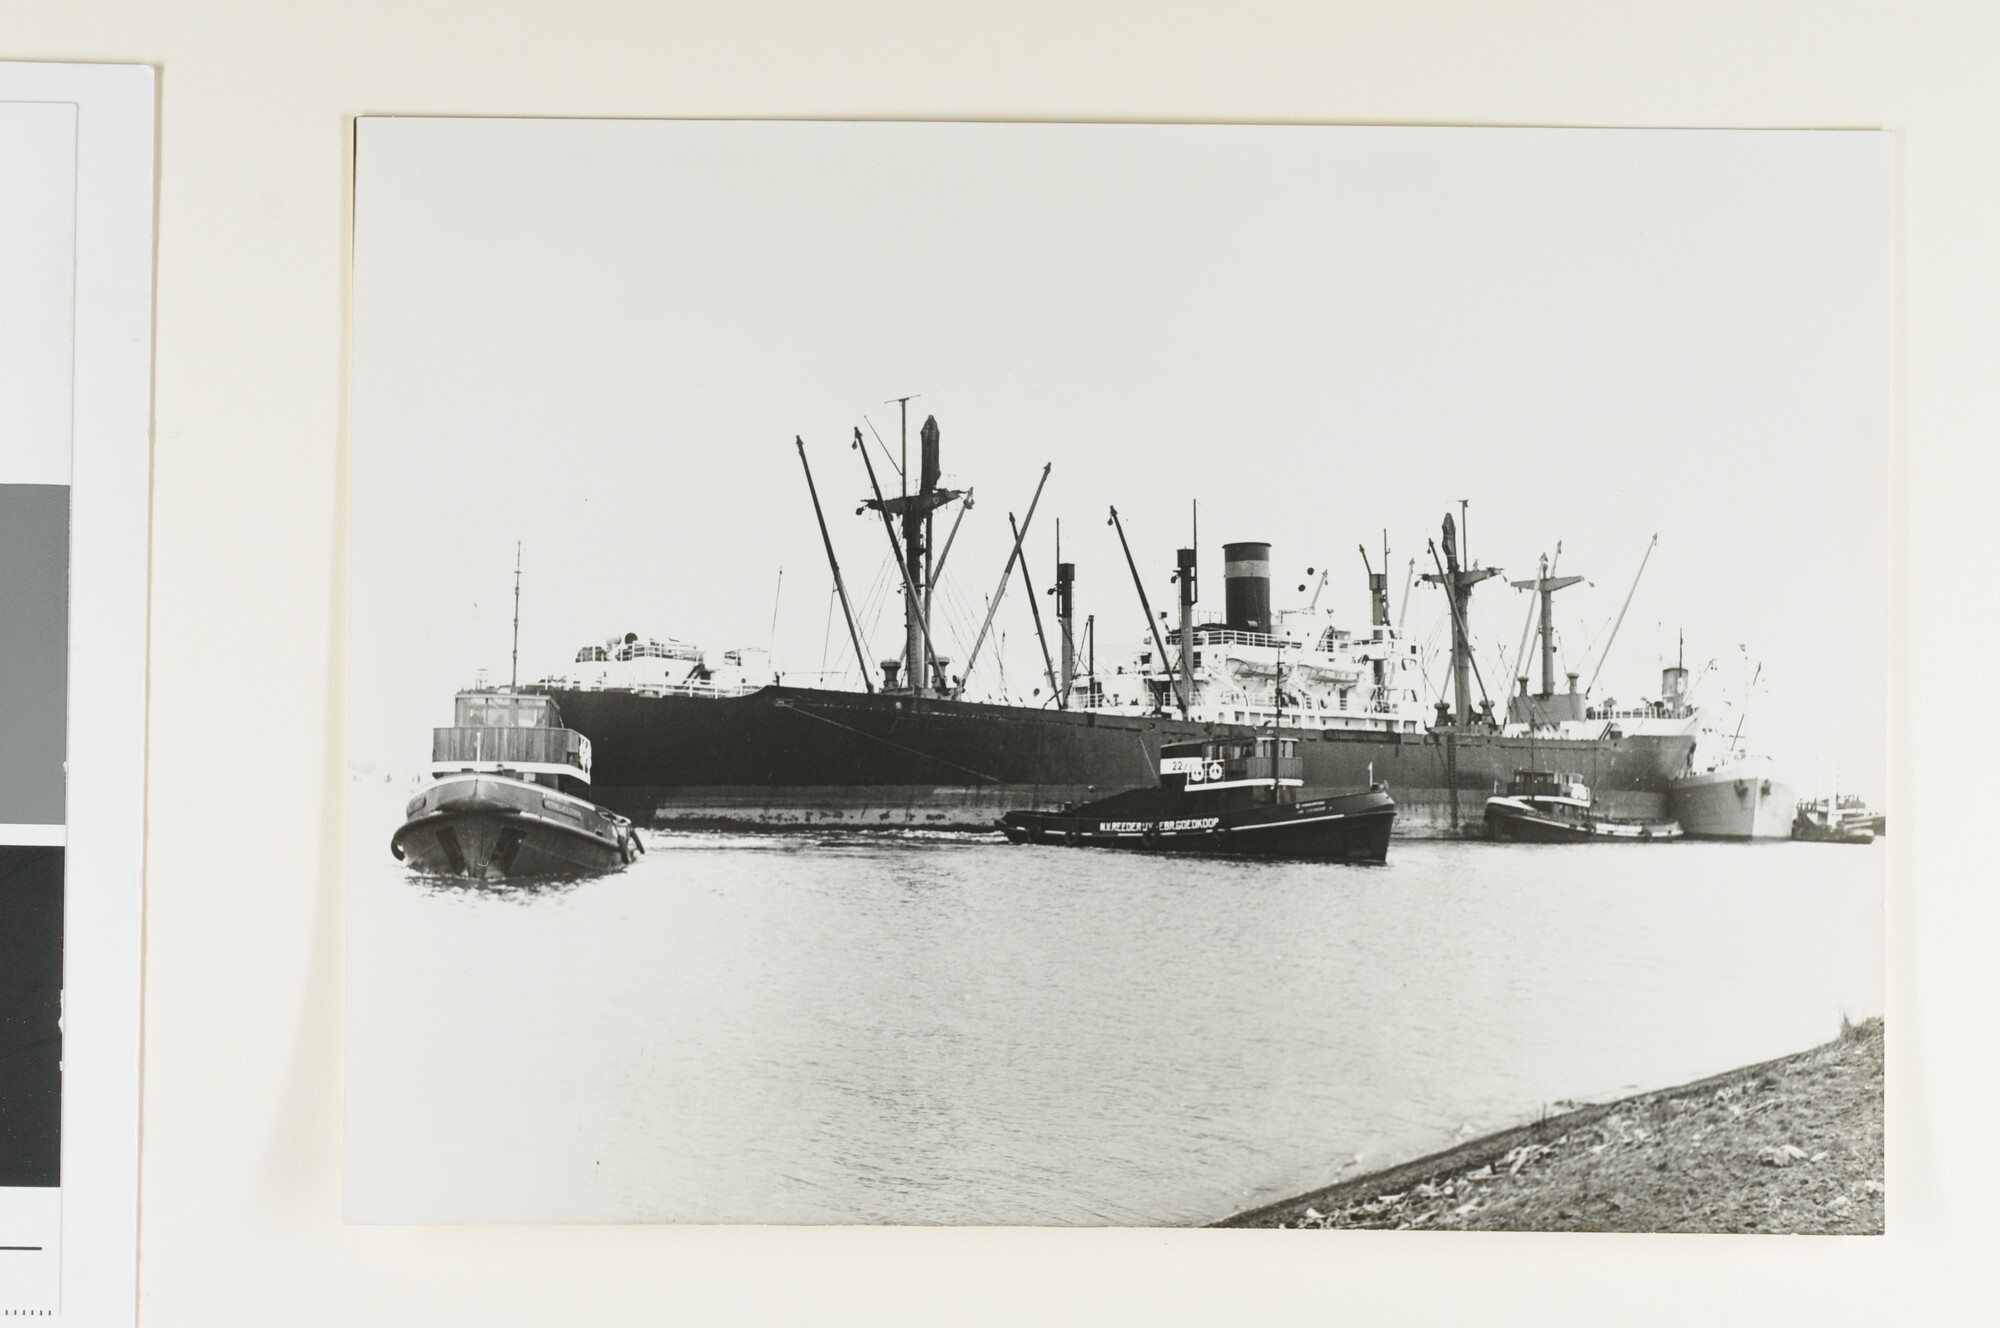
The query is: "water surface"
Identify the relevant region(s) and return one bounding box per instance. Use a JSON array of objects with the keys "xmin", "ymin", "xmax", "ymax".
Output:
[{"xmin": 345, "ymin": 787, "xmax": 1882, "ymax": 1225}]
